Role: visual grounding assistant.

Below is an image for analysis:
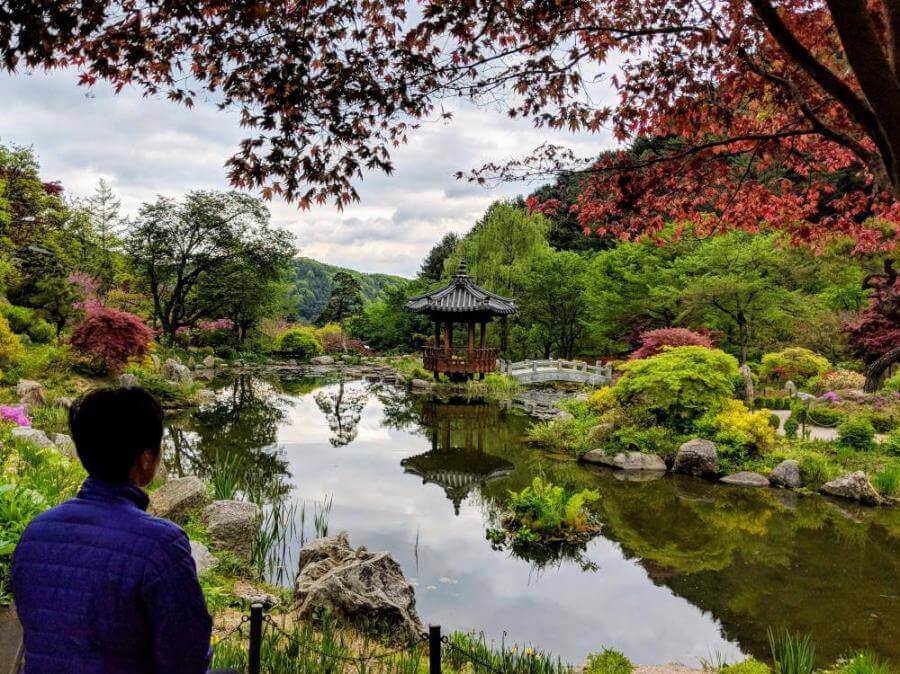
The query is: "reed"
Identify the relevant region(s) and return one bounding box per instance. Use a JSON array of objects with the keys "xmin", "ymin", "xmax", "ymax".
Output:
[
  {"xmin": 208, "ymin": 450, "xmax": 240, "ymax": 501},
  {"xmin": 767, "ymin": 628, "xmax": 815, "ymax": 674}
]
